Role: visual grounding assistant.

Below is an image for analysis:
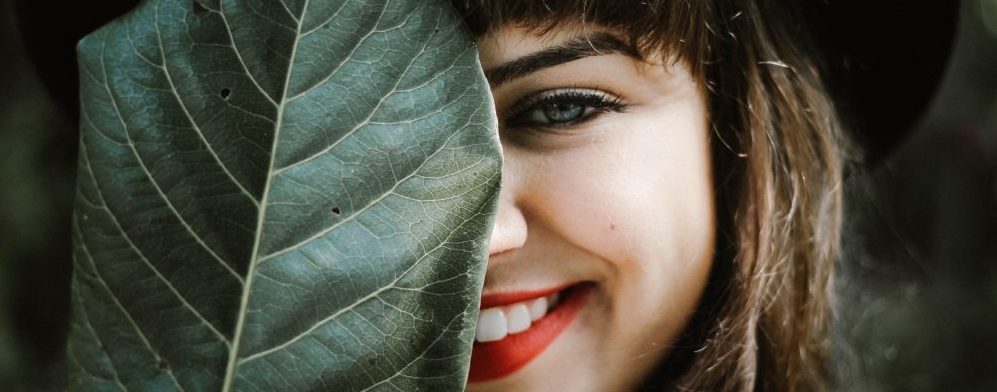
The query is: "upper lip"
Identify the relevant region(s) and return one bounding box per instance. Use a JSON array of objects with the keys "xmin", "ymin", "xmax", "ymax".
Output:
[{"xmin": 479, "ymin": 283, "xmax": 575, "ymax": 309}]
